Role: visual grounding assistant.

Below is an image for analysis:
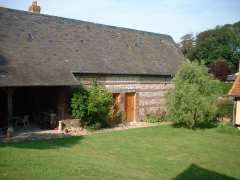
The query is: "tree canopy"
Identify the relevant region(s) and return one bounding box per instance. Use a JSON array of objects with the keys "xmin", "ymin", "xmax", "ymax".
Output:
[{"xmin": 179, "ymin": 21, "xmax": 240, "ymax": 72}]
